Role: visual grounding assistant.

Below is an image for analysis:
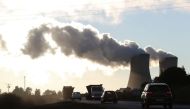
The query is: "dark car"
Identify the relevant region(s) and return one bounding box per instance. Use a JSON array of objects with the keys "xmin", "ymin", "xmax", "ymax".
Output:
[
  {"xmin": 141, "ymin": 83, "xmax": 173, "ymax": 109},
  {"xmin": 101, "ymin": 91, "xmax": 118, "ymax": 104},
  {"xmin": 72, "ymin": 92, "xmax": 81, "ymax": 100}
]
